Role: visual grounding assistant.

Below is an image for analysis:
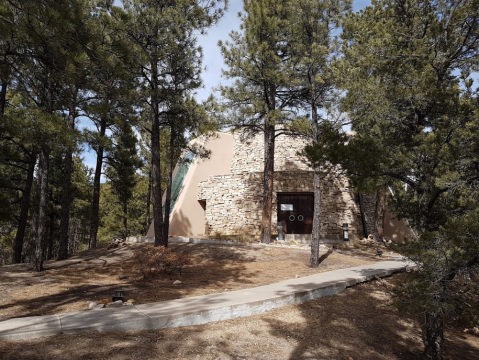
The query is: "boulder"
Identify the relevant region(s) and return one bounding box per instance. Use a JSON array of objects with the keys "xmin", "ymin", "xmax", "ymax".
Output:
[
  {"xmin": 88, "ymin": 302, "xmax": 100, "ymax": 310},
  {"xmin": 173, "ymin": 280, "xmax": 182, "ymax": 285},
  {"xmin": 107, "ymin": 242, "xmax": 119, "ymax": 250},
  {"xmin": 90, "ymin": 303, "xmax": 105, "ymax": 310},
  {"xmin": 107, "ymin": 300, "xmax": 123, "ymax": 308}
]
